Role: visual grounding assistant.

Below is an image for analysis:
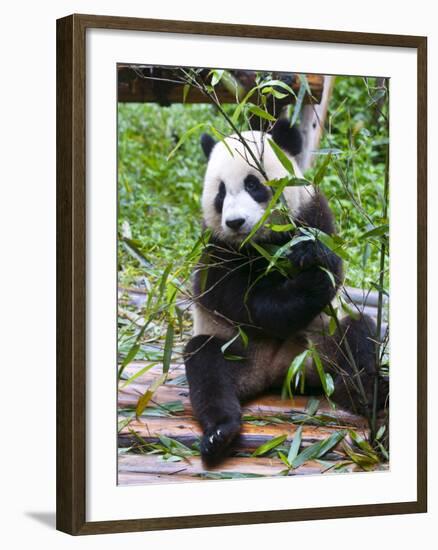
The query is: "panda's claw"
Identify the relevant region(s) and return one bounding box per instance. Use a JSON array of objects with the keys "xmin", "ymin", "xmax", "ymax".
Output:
[{"xmin": 200, "ymin": 423, "xmax": 239, "ymax": 463}]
